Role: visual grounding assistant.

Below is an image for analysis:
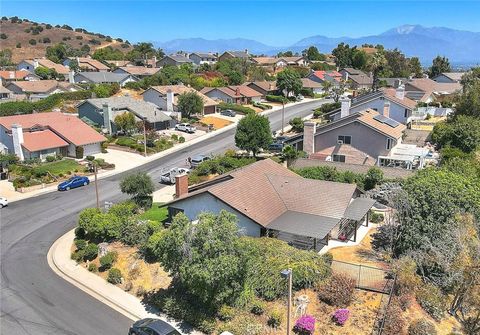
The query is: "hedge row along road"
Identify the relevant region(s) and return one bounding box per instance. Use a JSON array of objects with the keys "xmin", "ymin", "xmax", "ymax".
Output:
[{"xmin": 0, "ymin": 99, "xmax": 328, "ymax": 335}]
